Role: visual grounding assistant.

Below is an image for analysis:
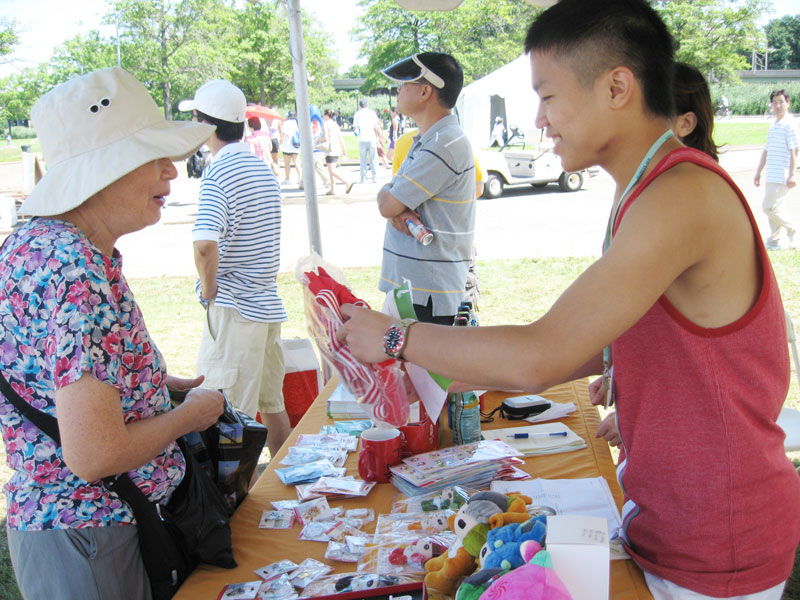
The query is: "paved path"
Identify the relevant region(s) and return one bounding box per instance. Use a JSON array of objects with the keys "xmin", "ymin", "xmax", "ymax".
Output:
[{"xmin": 2, "ymin": 145, "xmax": 796, "ymax": 280}]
